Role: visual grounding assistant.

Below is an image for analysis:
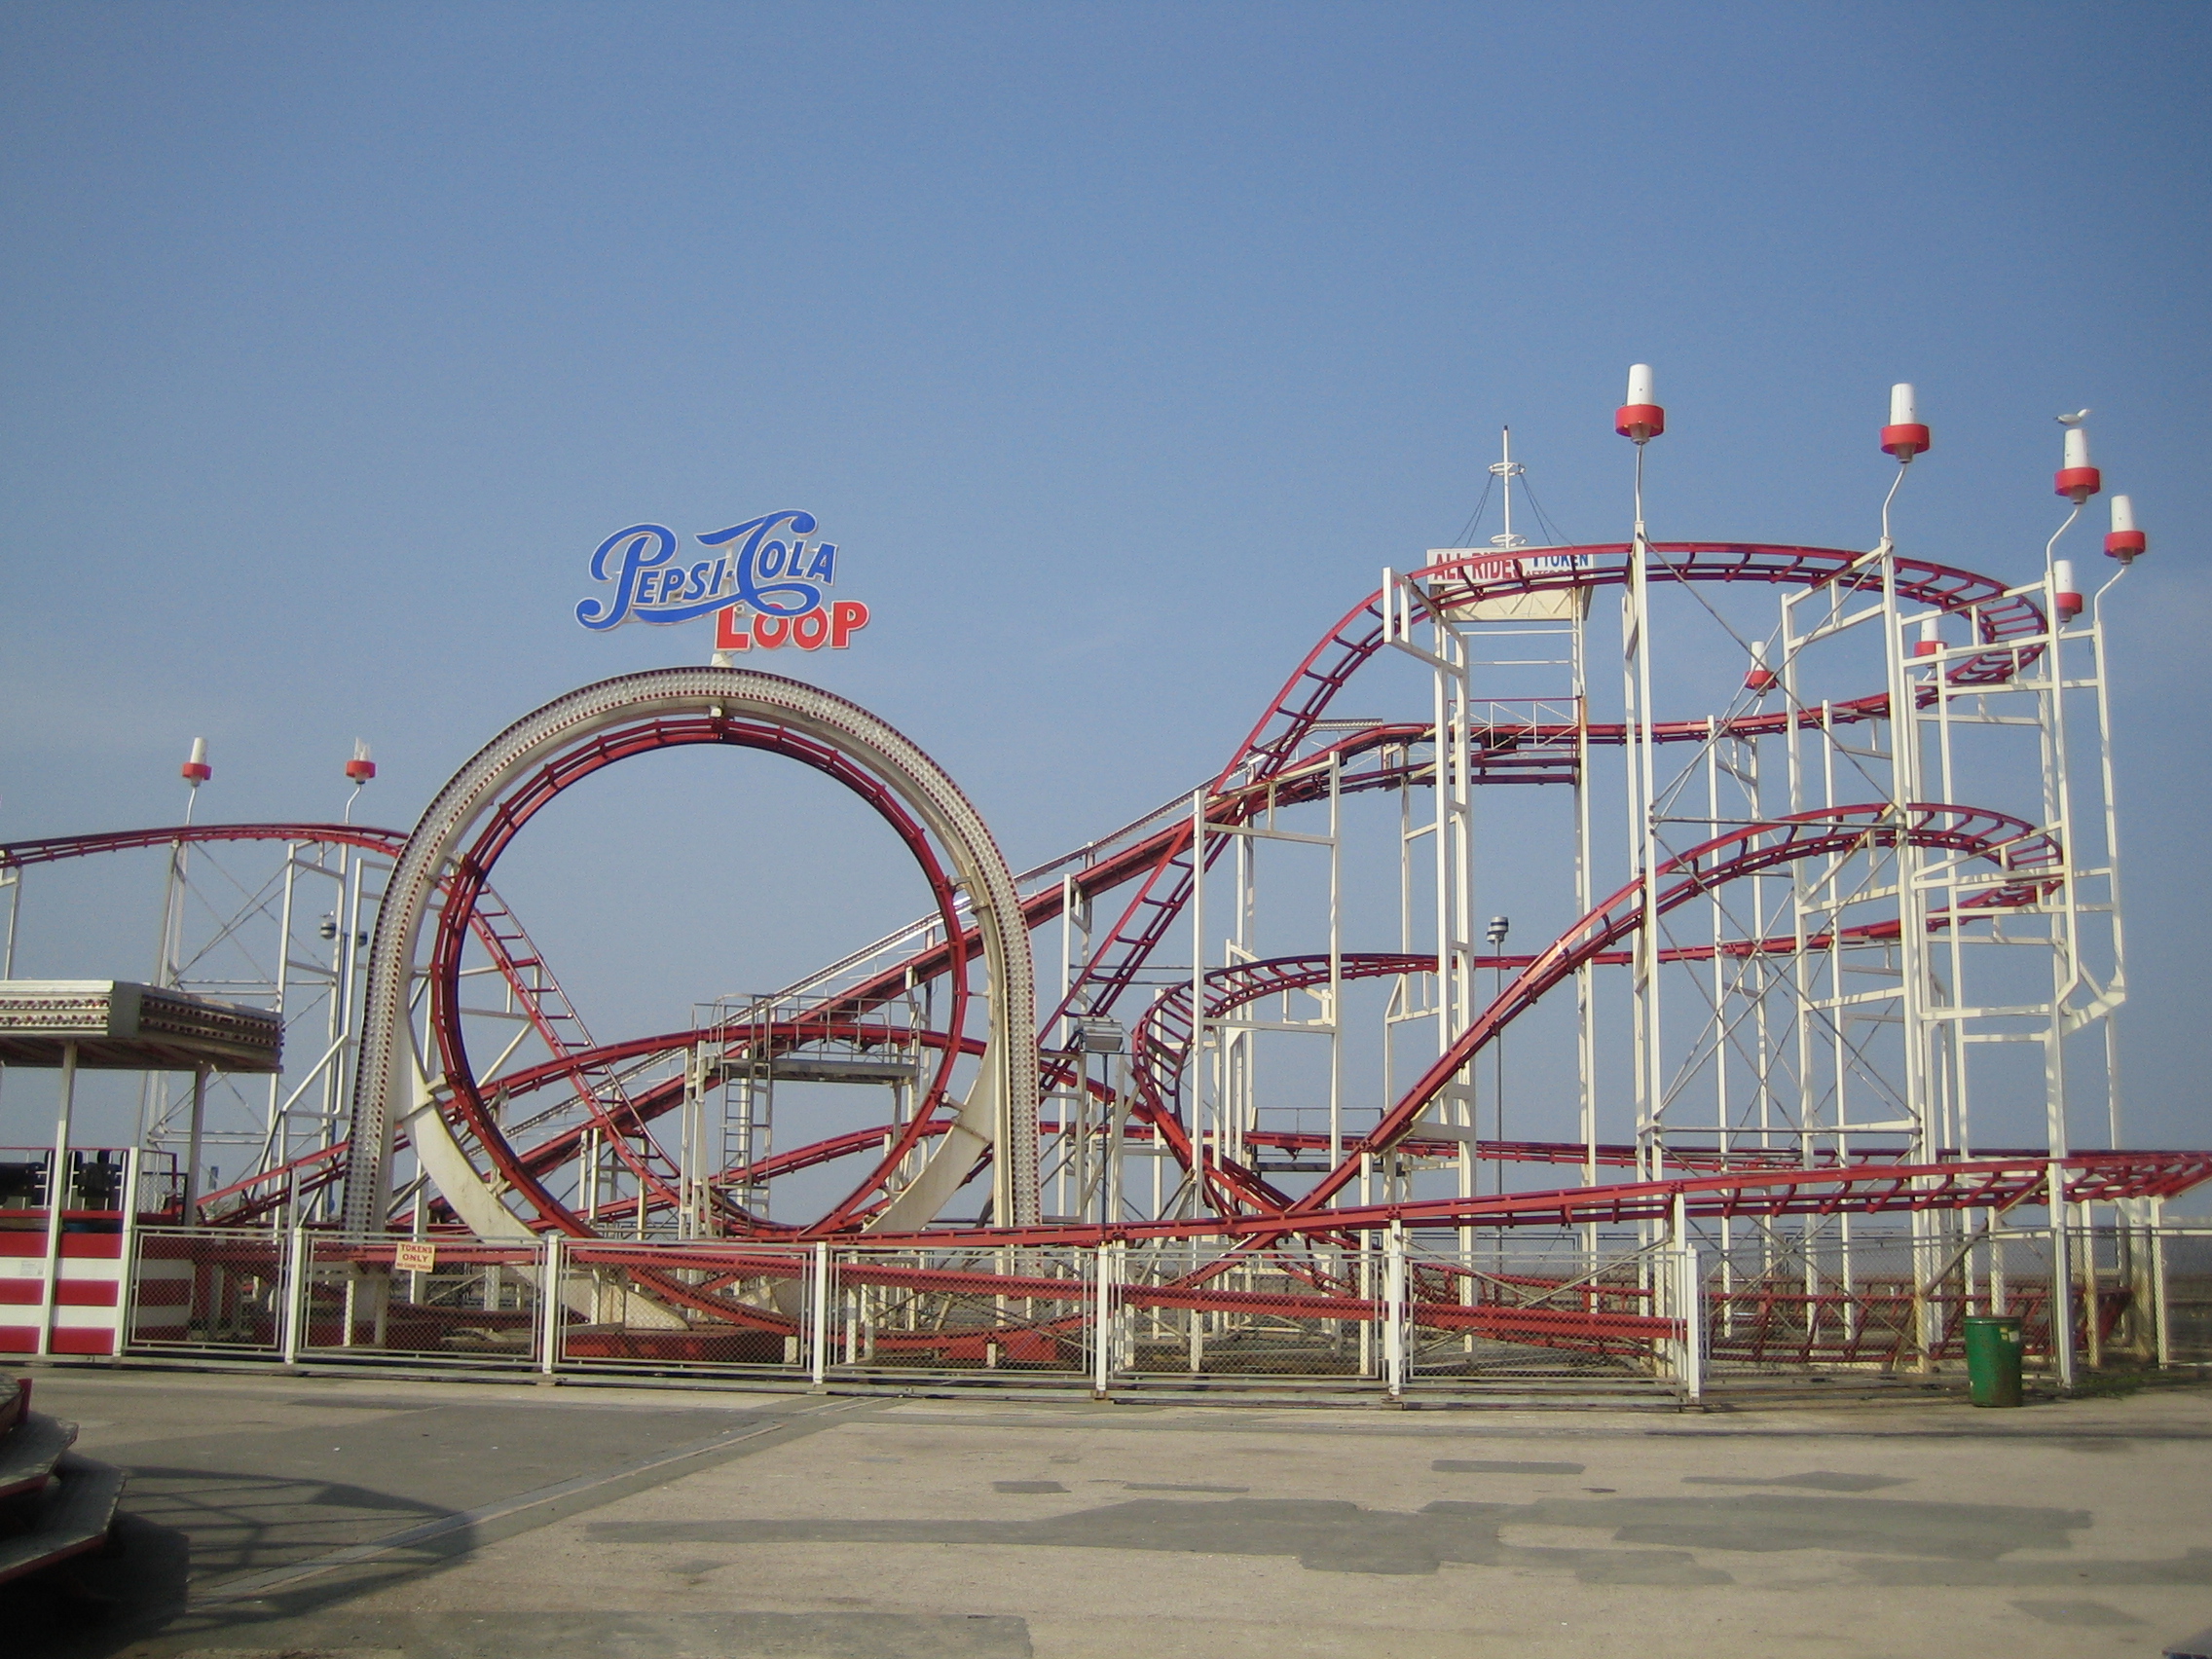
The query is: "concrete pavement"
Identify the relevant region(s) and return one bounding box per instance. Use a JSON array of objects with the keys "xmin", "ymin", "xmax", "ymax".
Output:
[{"xmin": 7, "ymin": 1367, "xmax": 2210, "ymax": 1657}]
